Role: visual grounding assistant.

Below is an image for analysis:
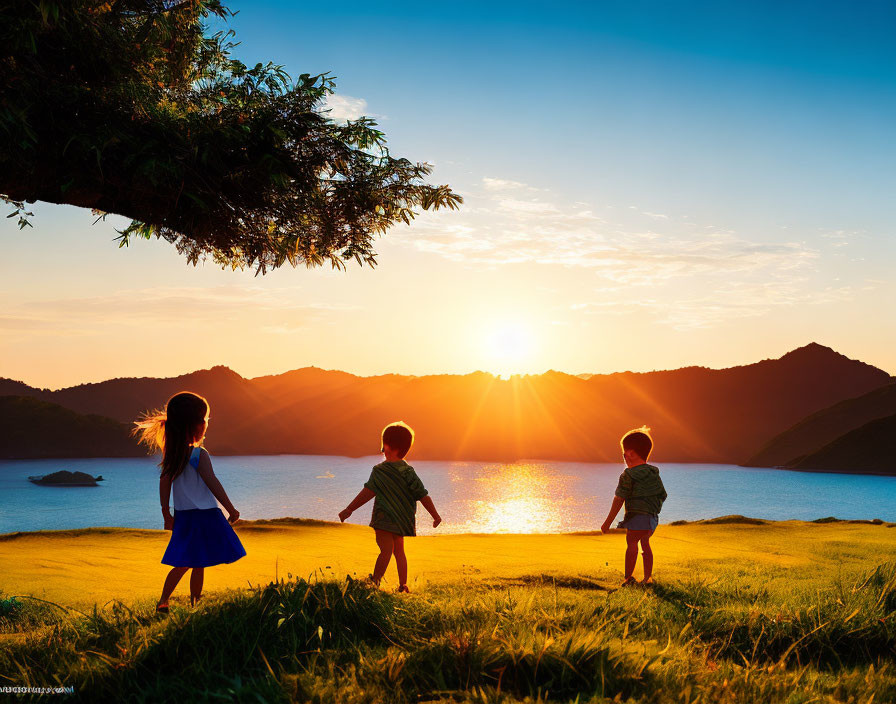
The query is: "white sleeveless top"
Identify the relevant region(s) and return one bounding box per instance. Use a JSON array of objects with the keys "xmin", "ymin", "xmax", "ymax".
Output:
[{"xmin": 172, "ymin": 447, "xmax": 218, "ymax": 510}]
